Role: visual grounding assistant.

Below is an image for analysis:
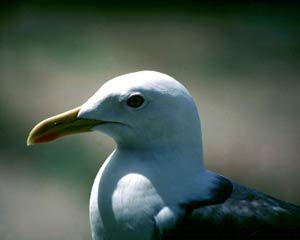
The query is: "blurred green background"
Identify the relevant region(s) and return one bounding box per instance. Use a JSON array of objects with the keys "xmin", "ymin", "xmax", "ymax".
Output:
[{"xmin": 1, "ymin": 2, "xmax": 300, "ymax": 240}]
